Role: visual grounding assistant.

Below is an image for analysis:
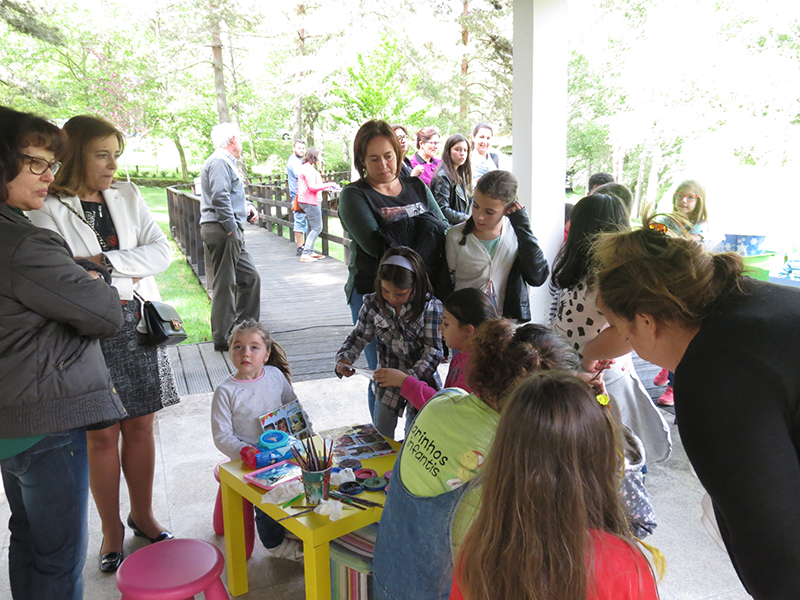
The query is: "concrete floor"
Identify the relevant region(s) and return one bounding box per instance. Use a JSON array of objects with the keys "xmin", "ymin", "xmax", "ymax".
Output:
[{"xmin": 0, "ymin": 367, "xmax": 751, "ymax": 599}]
